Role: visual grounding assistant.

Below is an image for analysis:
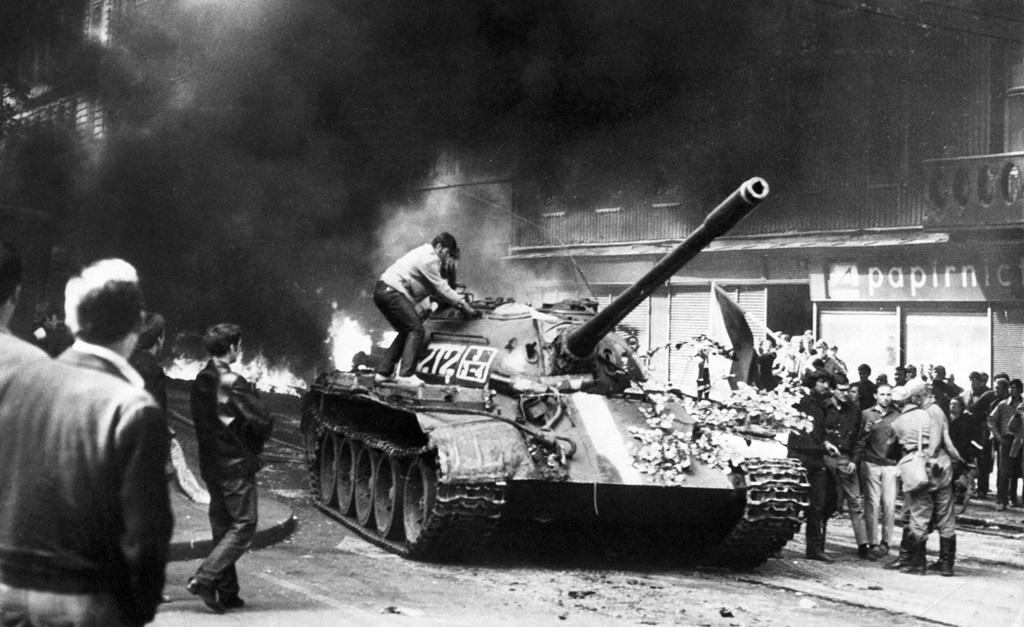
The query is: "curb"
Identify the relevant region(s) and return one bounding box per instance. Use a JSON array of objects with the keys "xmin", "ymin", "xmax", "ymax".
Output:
[
  {"xmin": 957, "ymin": 513, "xmax": 1024, "ymax": 534},
  {"xmin": 167, "ymin": 493, "xmax": 298, "ymax": 562}
]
